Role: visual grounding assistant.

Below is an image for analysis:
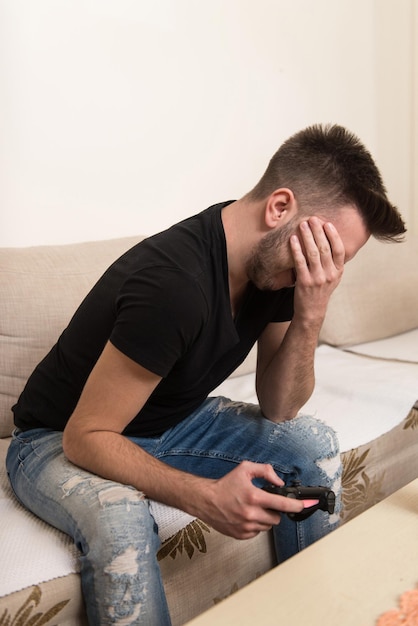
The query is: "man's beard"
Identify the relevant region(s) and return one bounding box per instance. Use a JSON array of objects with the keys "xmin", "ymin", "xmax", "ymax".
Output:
[{"xmin": 245, "ymin": 221, "xmax": 296, "ymax": 291}]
